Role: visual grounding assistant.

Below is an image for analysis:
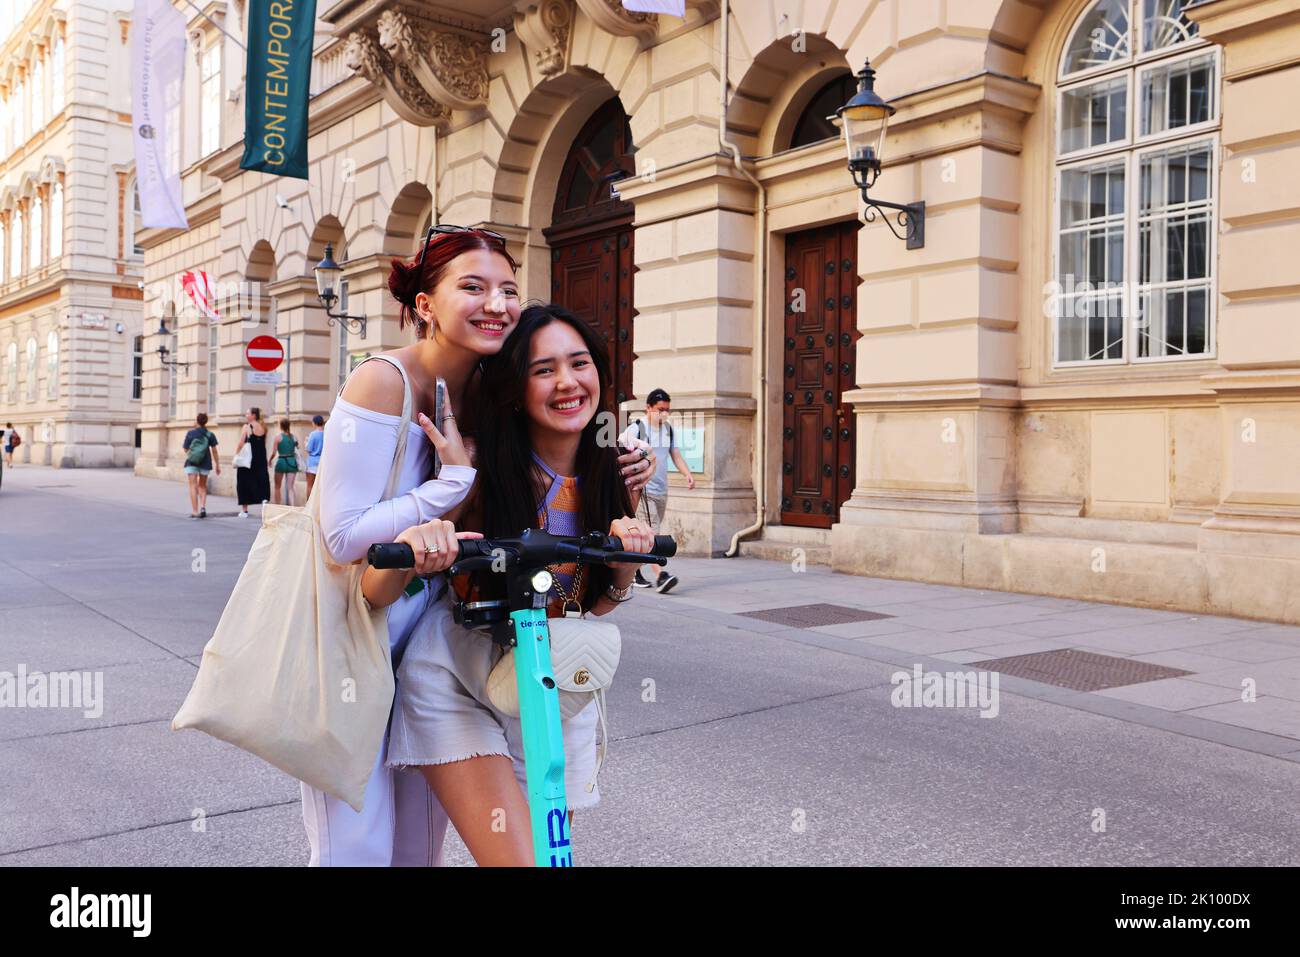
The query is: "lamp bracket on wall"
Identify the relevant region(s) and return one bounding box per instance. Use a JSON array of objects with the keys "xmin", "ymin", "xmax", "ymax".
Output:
[{"xmin": 861, "ymin": 198, "xmax": 925, "ymax": 250}]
